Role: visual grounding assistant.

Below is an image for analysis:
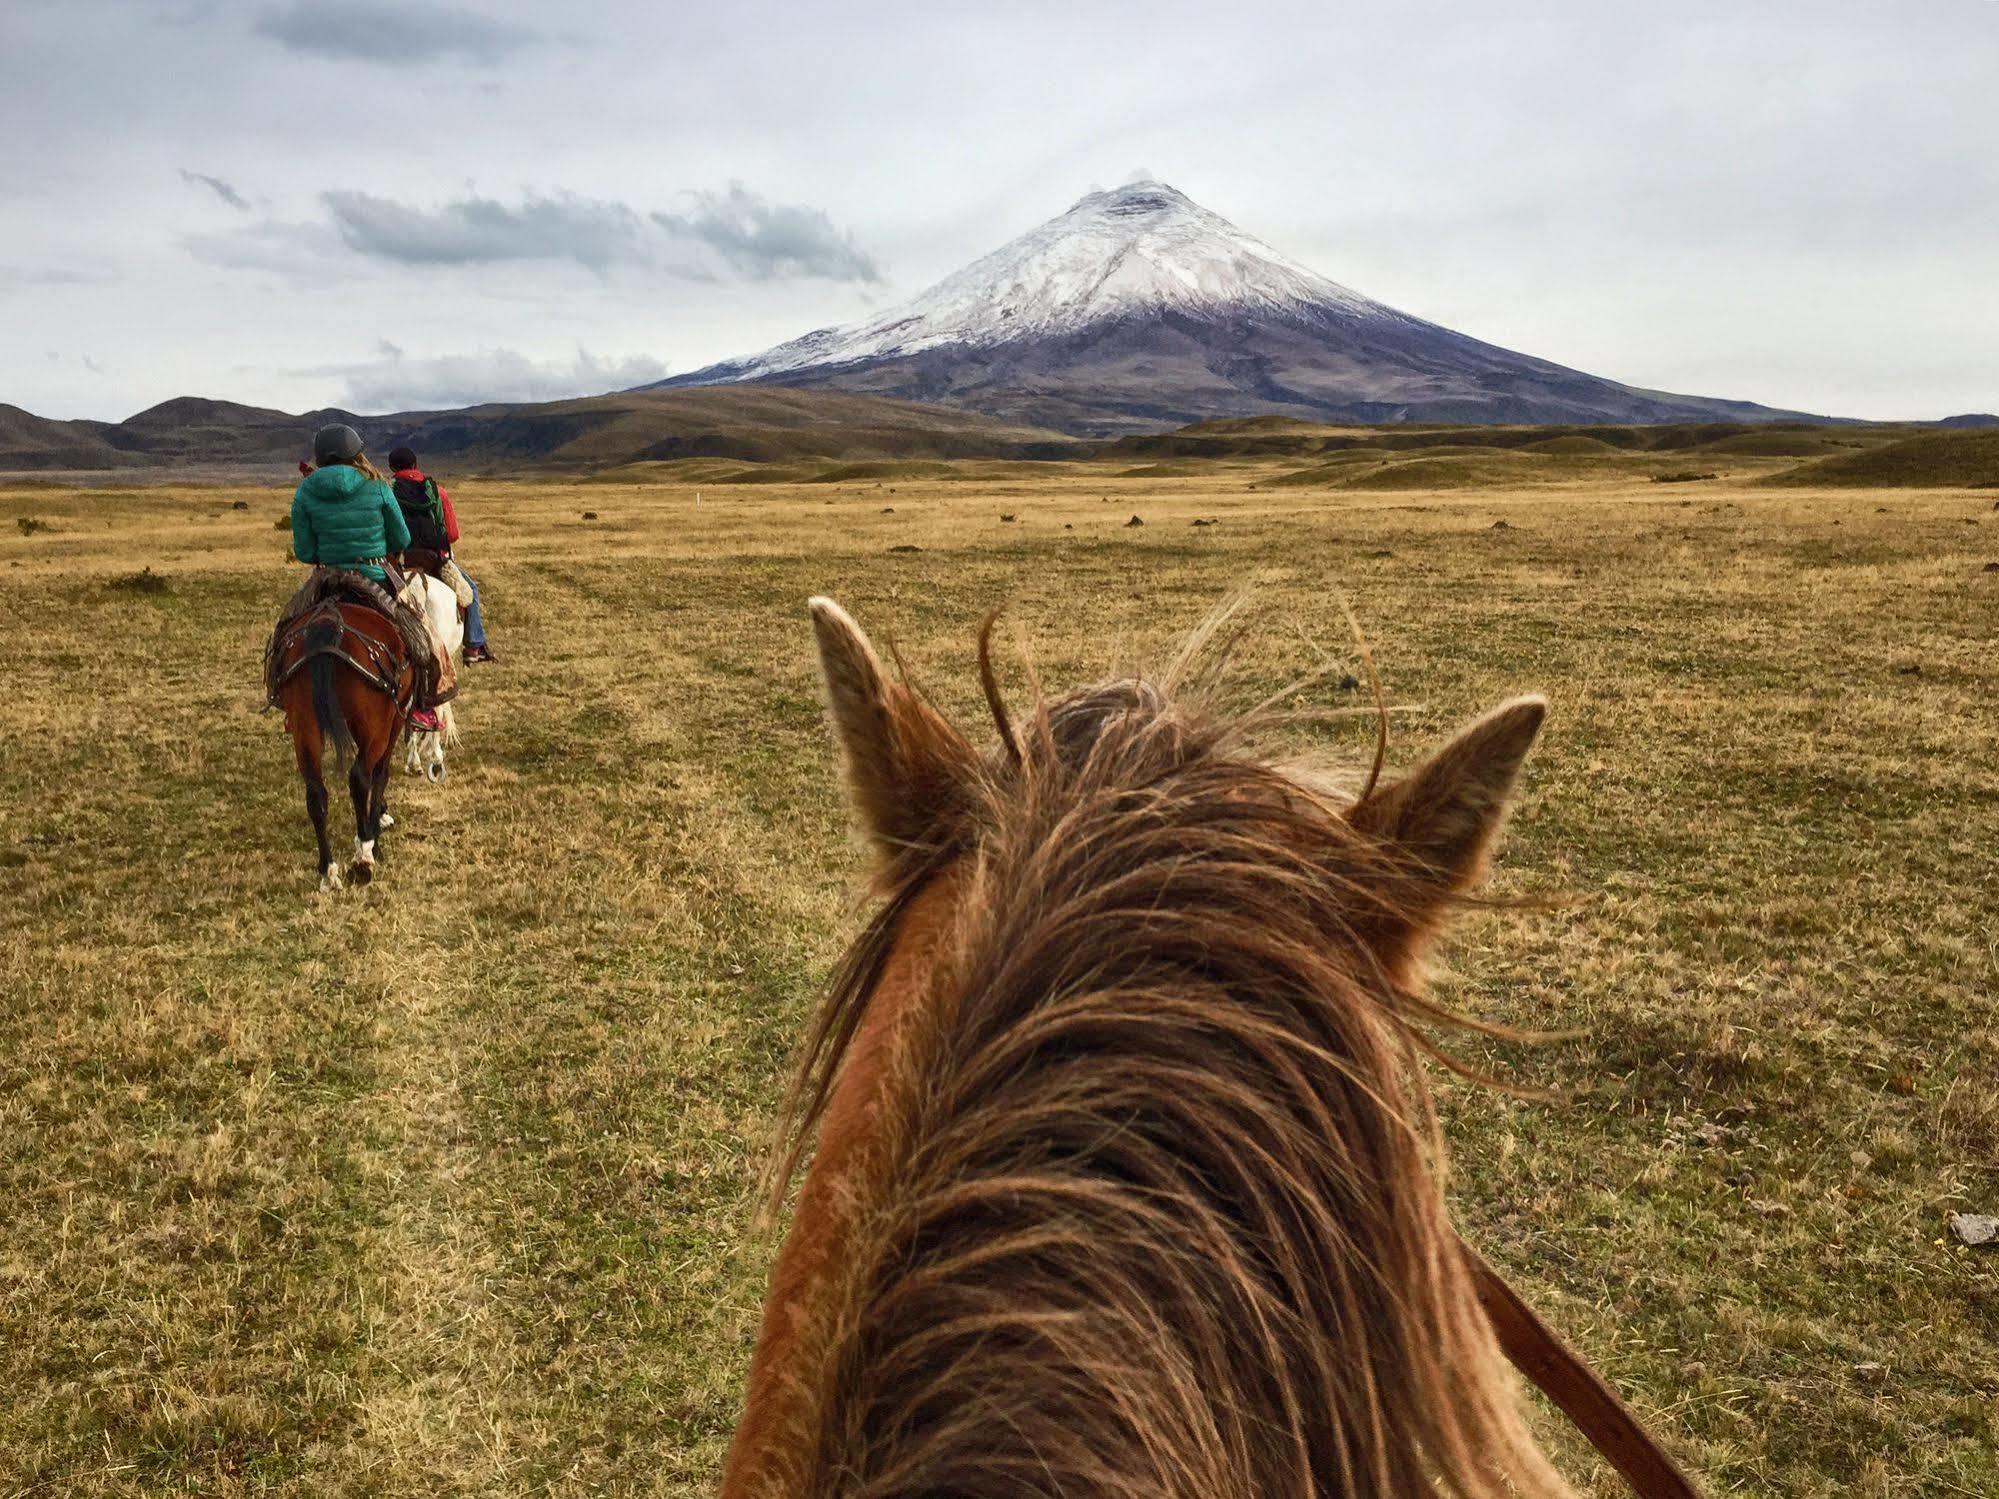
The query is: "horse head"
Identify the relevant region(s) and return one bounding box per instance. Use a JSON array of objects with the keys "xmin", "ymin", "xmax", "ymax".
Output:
[{"xmin": 721, "ymin": 598, "xmax": 1694, "ymax": 1499}]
